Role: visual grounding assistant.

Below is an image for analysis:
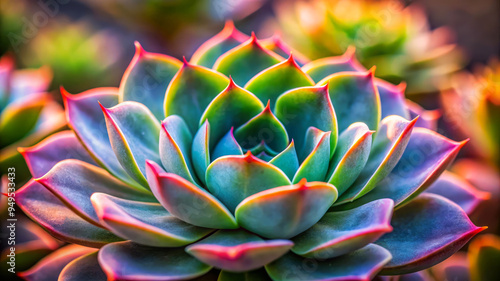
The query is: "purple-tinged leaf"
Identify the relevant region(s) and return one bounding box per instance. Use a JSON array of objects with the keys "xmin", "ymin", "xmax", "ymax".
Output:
[
  {"xmin": 327, "ymin": 123, "xmax": 373, "ymax": 196},
  {"xmin": 302, "ymin": 46, "xmax": 365, "ymax": 82},
  {"xmin": 317, "ymin": 69, "xmax": 381, "ymax": 133},
  {"xmin": 146, "ymin": 161, "xmax": 237, "ymax": 229},
  {"xmin": 292, "ymin": 199, "xmax": 393, "ymax": 259},
  {"xmin": 18, "ymin": 130, "xmax": 96, "ymax": 179},
  {"xmin": 265, "ymin": 244, "xmax": 392, "ymax": 281},
  {"xmin": 99, "ymin": 241, "xmax": 212, "ymax": 280},
  {"xmin": 186, "ymin": 229, "xmax": 293, "ymax": 272},
  {"xmin": 406, "ymin": 100, "xmax": 441, "ymax": 131},
  {"xmin": 9, "ymin": 65, "xmax": 52, "ymax": 101},
  {"xmin": 274, "ymin": 85, "xmax": 337, "ymax": 156},
  {"xmin": 101, "ymin": 101, "xmax": 161, "ymax": 187},
  {"xmin": 214, "ymin": 33, "xmax": 284, "ymax": 85},
  {"xmin": 59, "ymin": 252, "xmax": 106, "ymax": 281},
  {"xmin": 426, "ymin": 171, "xmax": 490, "ymax": 215},
  {"xmin": 245, "ymin": 55, "xmax": 314, "ymax": 107},
  {"xmin": 206, "ymin": 152, "xmax": 291, "ymax": 212},
  {"xmin": 269, "ymin": 141, "xmax": 299, "ymax": 181},
  {"xmin": 218, "ymin": 268, "xmax": 272, "ymax": 281},
  {"xmin": 200, "ymin": 78, "xmax": 264, "ymax": 148},
  {"xmin": 235, "ymin": 179, "xmax": 337, "ymax": 239},
  {"xmin": 62, "ymin": 87, "xmax": 140, "ymax": 188},
  {"xmin": 190, "ymin": 21, "xmax": 249, "ymax": 68},
  {"xmin": 376, "ymin": 79, "xmax": 410, "ymax": 120},
  {"xmin": 165, "ymin": 59, "xmax": 229, "ymax": 134},
  {"xmin": 18, "ymin": 245, "xmax": 96, "ymax": 281},
  {"xmin": 91, "ymin": 193, "xmax": 213, "ymax": 247},
  {"xmin": 377, "ymin": 193, "xmax": 485, "ymax": 275},
  {"xmin": 336, "ymin": 116, "xmax": 417, "ymax": 205},
  {"xmin": 191, "ymin": 121, "xmax": 211, "ymax": 185},
  {"xmin": 16, "ymin": 180, "xmax": 122, "ymax": 247},
  {"xmin": 119, "ymin": 42, "xmax": 182, "ymax": 120},
  {"xmin": 36, "ymin": 159, "xmax": 155, "ymax": 226},
  {"xmin": 212, "ymin": 128, "xmax": 243, "ymax": 161},
  {"xmin": 293, "ymin": 128, "xmax": 331, "ymax": 183}
]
